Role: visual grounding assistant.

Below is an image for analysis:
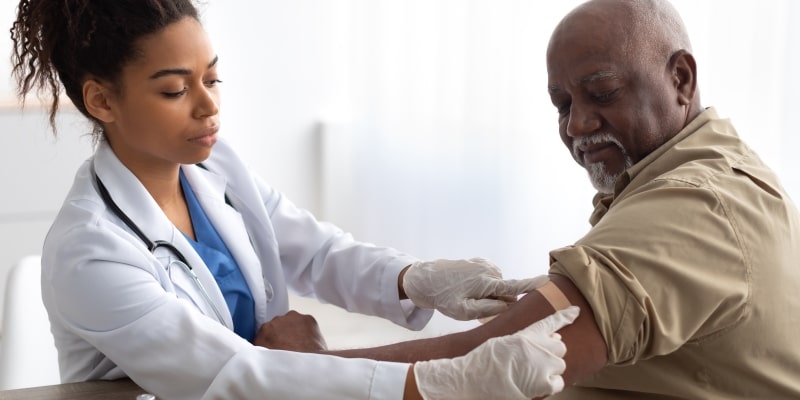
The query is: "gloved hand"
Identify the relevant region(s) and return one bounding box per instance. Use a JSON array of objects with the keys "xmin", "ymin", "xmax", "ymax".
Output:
[
  {"xmin": 413, "ymin": 306, "xmax": 579, "ymax": 400},
  {"xmin": 402, "ymin": 258, "xmax": 548, "ymax": 320}
]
